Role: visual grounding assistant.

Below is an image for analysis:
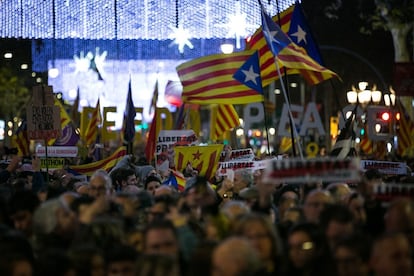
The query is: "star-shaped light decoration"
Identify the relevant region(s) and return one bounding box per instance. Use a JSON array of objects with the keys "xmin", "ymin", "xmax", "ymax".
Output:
[
  {"xmin": 73, "ymin": 47, "xmax": 107, "ymax": 78},
  {"xmin": 291, "ymin": 25, "xmax": 307, "ymax": 44},
  {"xmin": 216, "ymin": 1, "xmax": 257, "ymax": 49},
  {"xmin": 168, "ymin": 25, "xmax": 194, "ymax": 54},
  {"xmin": 73, "ymin": 51, "xmax": 91, "ymax": 74}
]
